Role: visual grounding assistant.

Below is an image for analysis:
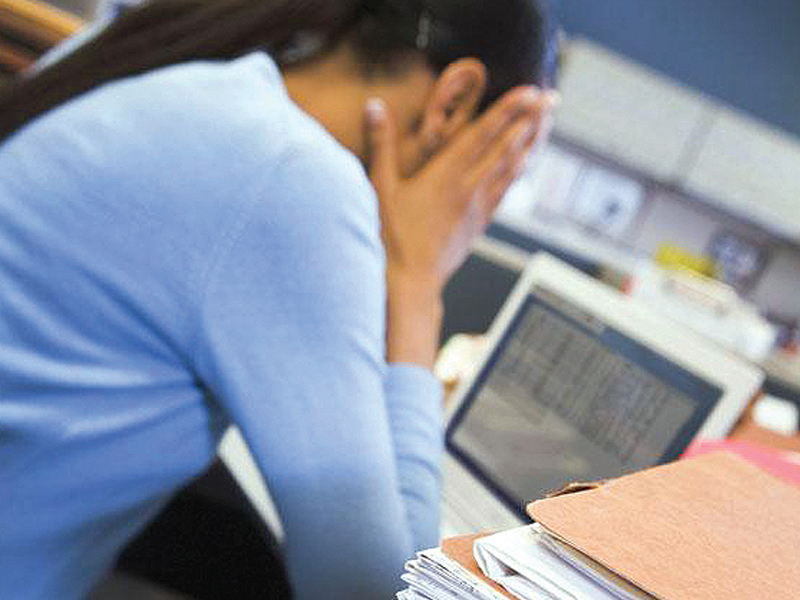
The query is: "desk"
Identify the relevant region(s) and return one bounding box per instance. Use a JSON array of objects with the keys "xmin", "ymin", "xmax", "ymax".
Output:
[
  {"xmin": 762, "ymin": 350, "xmax": 800, "ymax": 412},
  {"xmin": 730, "ymin": 408, "xmax": 800, "ymax": 454}
]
